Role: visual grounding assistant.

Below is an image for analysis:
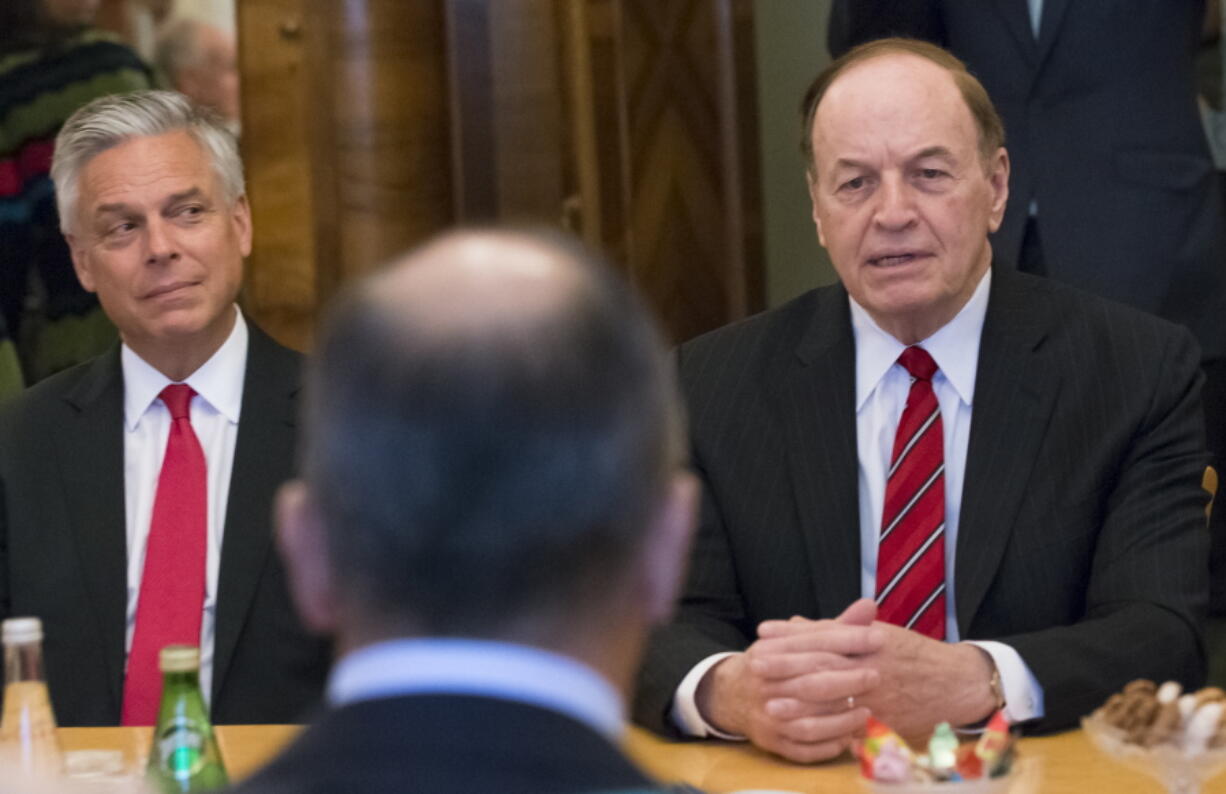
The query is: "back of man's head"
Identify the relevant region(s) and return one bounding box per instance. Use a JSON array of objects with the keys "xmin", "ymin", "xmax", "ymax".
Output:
[{"xmin": 293, "ymin": 228, "xmax": 690, "ymax": 645}]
